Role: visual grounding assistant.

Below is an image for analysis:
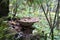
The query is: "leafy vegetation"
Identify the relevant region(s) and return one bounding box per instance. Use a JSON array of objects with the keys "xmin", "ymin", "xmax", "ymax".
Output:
[{"xmin": 0, "ymin": 0, "xmax": 60, "ymax": 40}]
